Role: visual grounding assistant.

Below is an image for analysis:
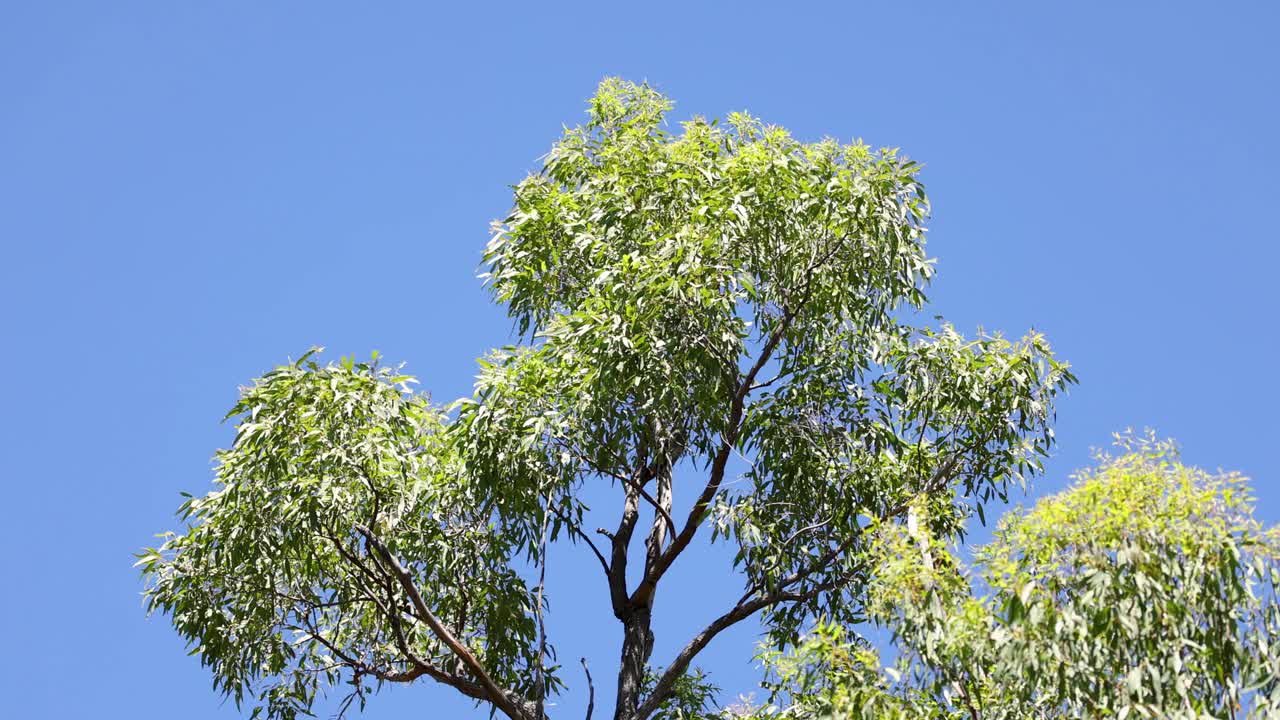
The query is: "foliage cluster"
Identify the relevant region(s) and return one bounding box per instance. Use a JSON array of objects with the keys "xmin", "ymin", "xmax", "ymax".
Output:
[{"xmin": 749, "ymin": 434, "xmax": 1280, "ymax": 719}]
